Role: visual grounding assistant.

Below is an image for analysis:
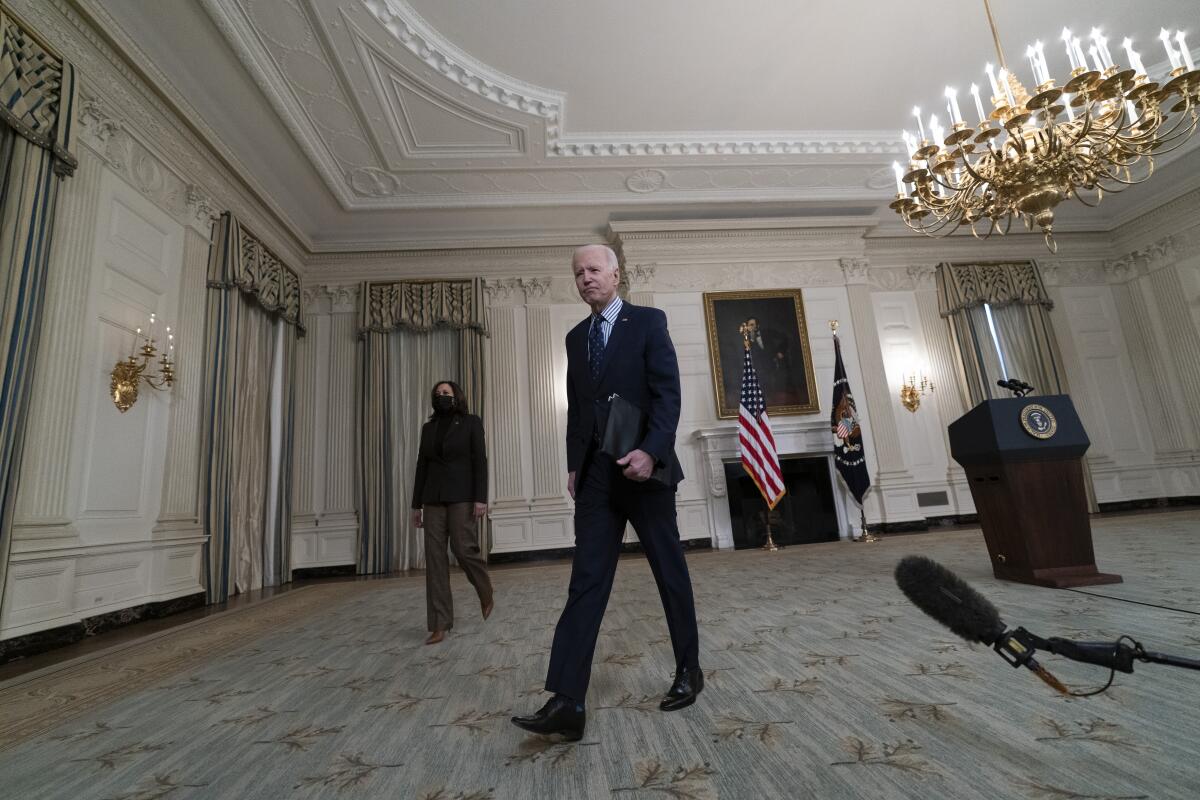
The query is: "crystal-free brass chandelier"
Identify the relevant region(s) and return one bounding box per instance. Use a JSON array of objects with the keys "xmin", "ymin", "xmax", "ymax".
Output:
[{"xmin": 890, "ymin": 0, "xmax": 1200, "ymax": 252}]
